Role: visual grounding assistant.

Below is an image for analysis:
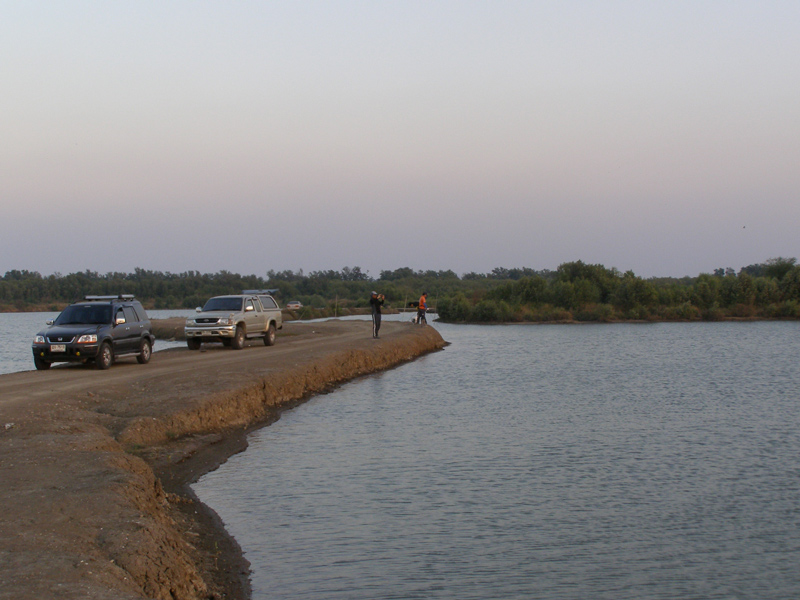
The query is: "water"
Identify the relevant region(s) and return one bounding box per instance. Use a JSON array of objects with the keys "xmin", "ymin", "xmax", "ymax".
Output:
[
  {"xmin": 0, "ymin": 309, "xmax": 193, "ymax": 375},
  {"xmin": 193, "ymin": 320, "xmax": 800, "ymax": 600}
]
